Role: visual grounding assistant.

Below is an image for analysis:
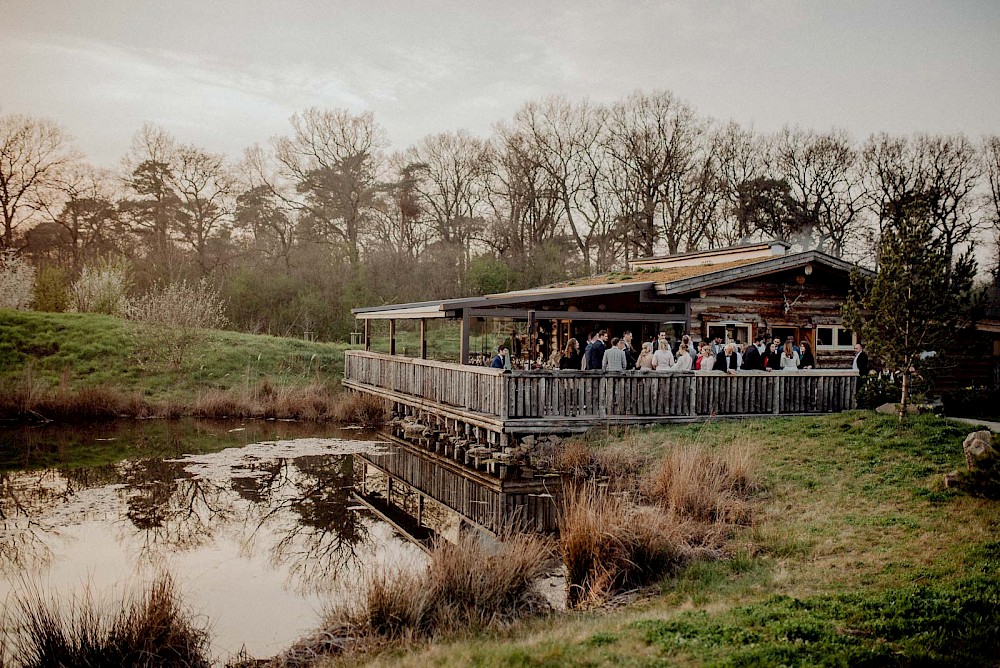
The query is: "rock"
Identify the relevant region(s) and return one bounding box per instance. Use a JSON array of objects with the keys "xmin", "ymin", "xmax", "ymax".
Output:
[
  {"xmin": 547, "ymin": 435, "xmax": 562, "ymax": 445},
  {"xmin": 963, "ymin": 430, "xmax": 998, "ymax": 470},
  {"xmin": 875, "ymin": 402, "xmax": 920, "ymax": 415},
  {"xmin": 521, "ymin": 435, "xmax": 536, "ymax": 446},
  {"xmin": 943, "ymin": 470, "xmax": 962, "ymax": 488}
]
